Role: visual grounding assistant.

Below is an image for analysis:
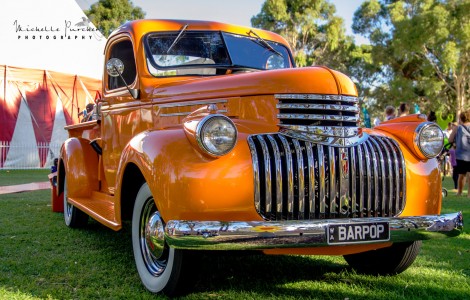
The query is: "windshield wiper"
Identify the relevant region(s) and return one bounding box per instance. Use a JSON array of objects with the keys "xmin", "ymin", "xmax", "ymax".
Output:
[
  {"xmin": 247, "ymin": 30, "xmax": 283, "ymax": 57},
  {"xmin": 167, "ymin": 24, "xmax": 189, "ymax": 54}
]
